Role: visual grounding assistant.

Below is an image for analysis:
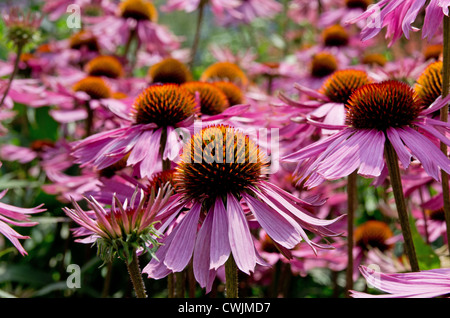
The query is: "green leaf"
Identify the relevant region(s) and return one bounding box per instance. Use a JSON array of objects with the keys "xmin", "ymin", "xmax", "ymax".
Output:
[{"xmin": 409, "ymin": 215, "xmax": 441, "ymax": 270}]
